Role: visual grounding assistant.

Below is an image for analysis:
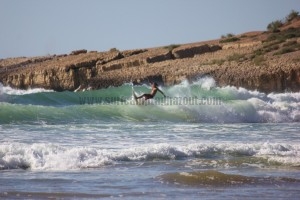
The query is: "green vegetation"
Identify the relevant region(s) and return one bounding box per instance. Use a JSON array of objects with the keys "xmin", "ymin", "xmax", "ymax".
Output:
[
  {"xmin": 267, "ymin": 20, "xmax": 283, "ymax": 33},
  {"xmin": 254, "ymin": 23, "xmax": 300, "ymax": 57},
  {"xmin": 221, "ymin": 33, "xmax": 235, "ymax": 38},
  {"xmin": 209, "ymin": 59, "xmax": 225, "ymax": 66},
  {"xmin": 220, "ymin": 35, "xmax": 240, "ymax": 43},
  {"xmin": 253, "ymin": 40, "xmax": 281, "ymax": 56},
  {"xmin": 252, "ymin": 55, "xmax": 266, "ymax": 66},
  {"xmin": 273, "ymin": 40, "xmax": 300, "ymax": 55},
  {"xmin": 202, "ymin": 53, "xmax": 246, "ymax": 67},
  {"xmin": 282, "ymin": 40, "xmax": 298, "ymax": 47},
  {"xmin": 265, "ymin": 27, "xmax": 300, "ymax": 43},
  {"xmin": 253, "ymin": 37, "xmax": 299, "ymax": 57},
  {"xmin": 201, "ymin": 58, "xmax": 225, "ymax": 66},
  {"xmin": 263, "ymin": 42, "xmax": 280, "ymax": 53},
  {"xmin": 220, "ymin": 37, "xmax": 240, "ymax": 43},
  {"xmin": 274, "ymin": 47, "xmax": 295, "ymax": 55},
  {"xmin": 220, "ymin": 33, "xmax": 240, "ymax": 43},
  {"xmin": 226, "ymin": 53, "xmax": 246, "ymax": 62},
  {"xmin": 293, "ymin": 57, "xmax": 300, "ymax": 62},
  {"xmin": 286, "ymin": 10, "xmax": 299, "ymax": 22},
  {"xmin": 203, "ymin": 10, "xmax": 300, "ymax": 67},
  {"xmin": 109, "ymin": 47, "xmax": 119, "ymax": 52},
  {"xmin": 266, "ymin": 10, "xmax": 299, "ymax": 33}
]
